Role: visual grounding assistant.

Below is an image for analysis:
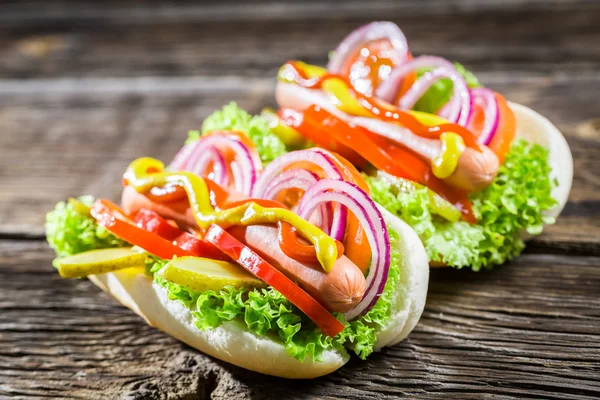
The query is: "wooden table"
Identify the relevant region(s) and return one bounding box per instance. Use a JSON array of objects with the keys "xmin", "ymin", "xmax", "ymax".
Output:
[{"xmin": 1, "ymin": 1, "xmax": 599, "ymax": 398}]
